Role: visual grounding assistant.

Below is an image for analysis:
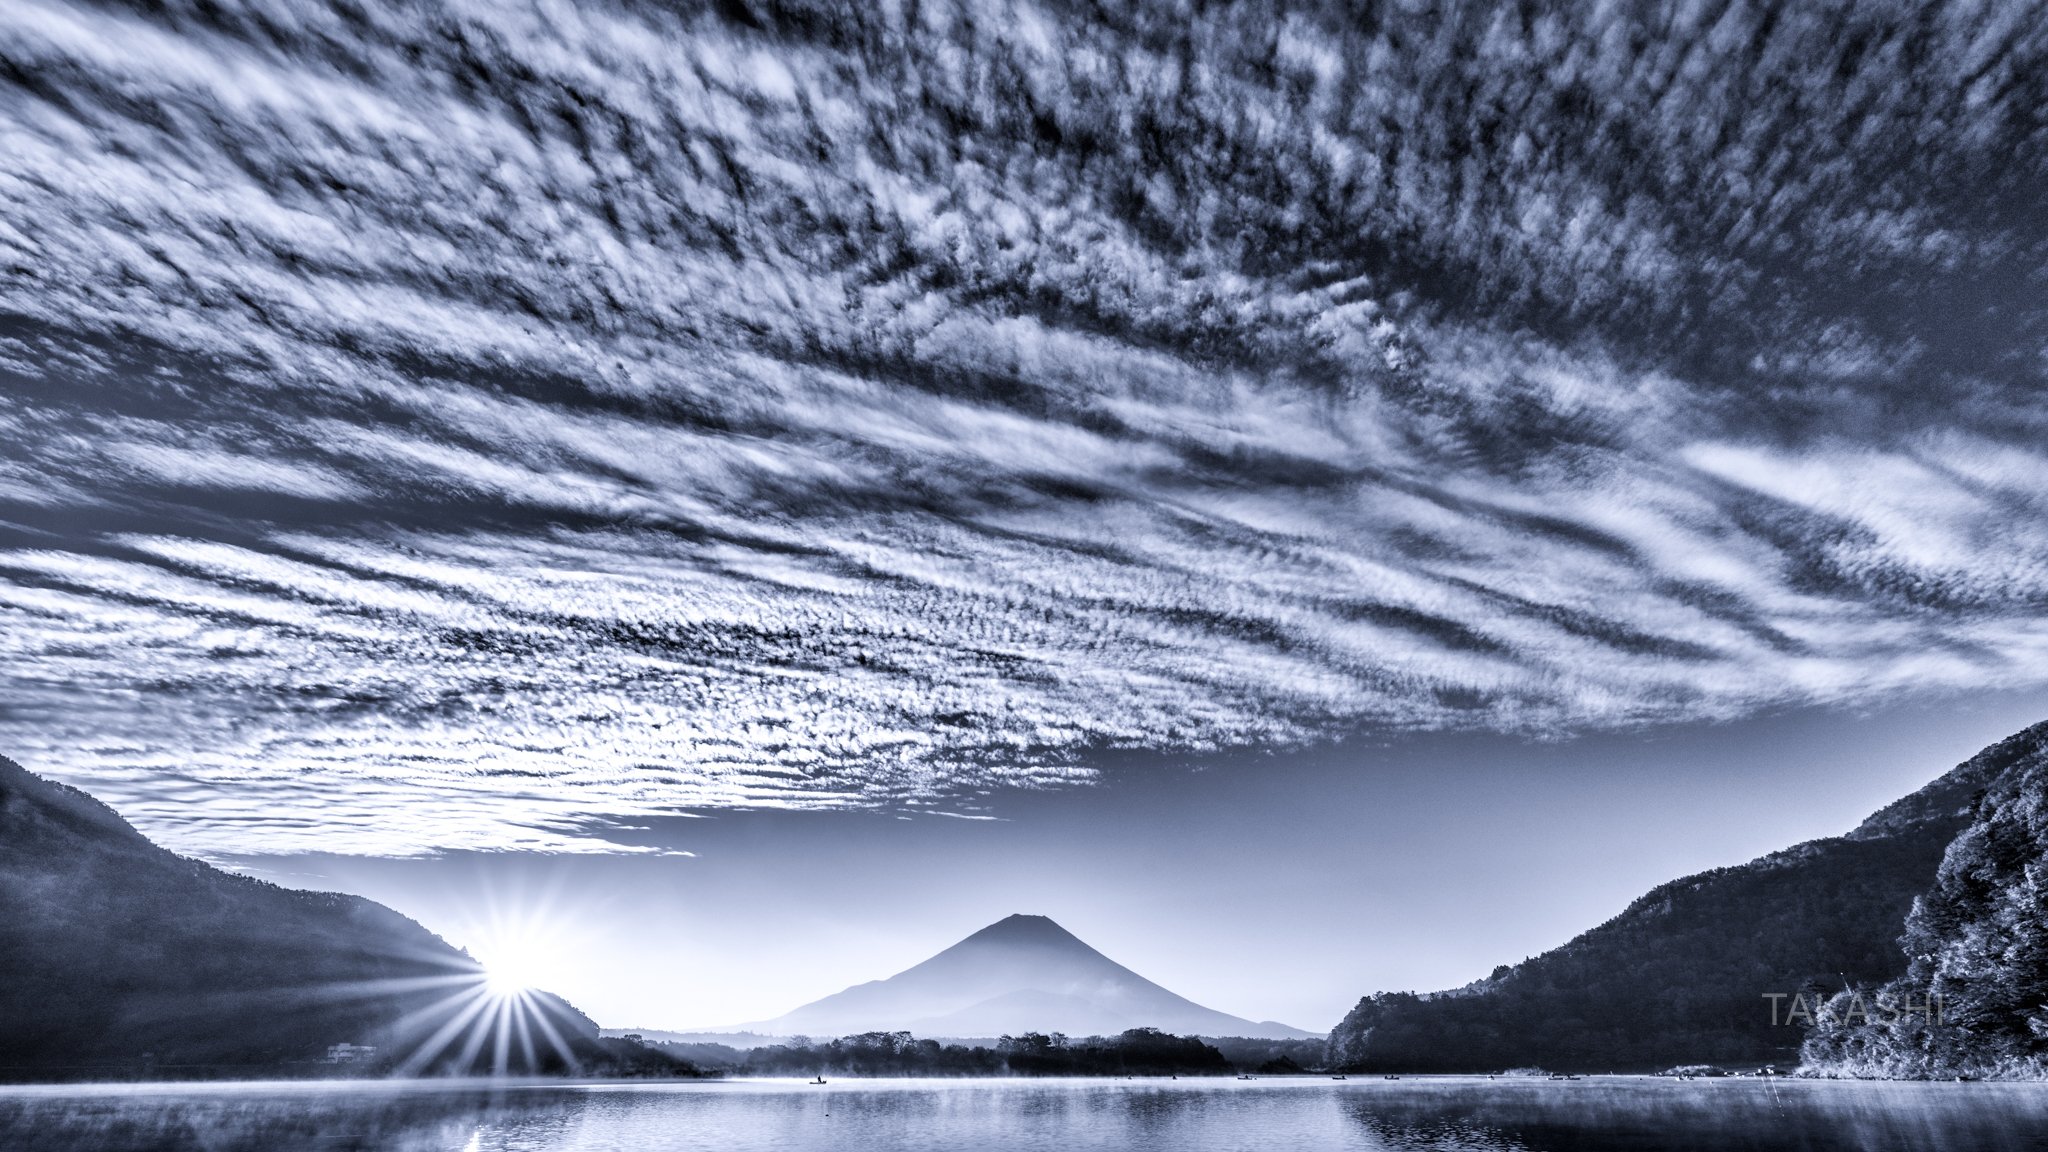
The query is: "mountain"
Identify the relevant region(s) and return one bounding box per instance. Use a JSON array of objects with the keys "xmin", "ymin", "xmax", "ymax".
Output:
[
  {"xmin": 740, "ymin": 914, "xmax": 1313, "ymax": 1040},
  {"xmin": 1327, "ymin": 721, "xmax": 2048, "ymax": 1073},
  {"xmin": 1804, "ymin": 726, "xmax": 2048, "ymax": 1078},
  {"xmin": 0, "ymin": 755, "xmax": 612, "ymax": 1079}
]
